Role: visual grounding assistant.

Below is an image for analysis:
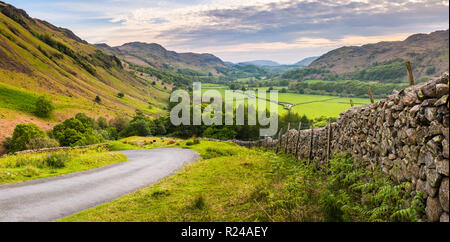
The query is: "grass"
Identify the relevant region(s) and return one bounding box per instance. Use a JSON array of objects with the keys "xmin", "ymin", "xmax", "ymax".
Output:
[
  {"xmin": 202, "ymin": 84, "xmax": 373, "ymax": 118},
  {"xmin": 0, "ymin": 146, "xmax": 127, "ymax": 185},
  {"xmin": 60, "ymin": 141, "xmax": 323, "ymax": 222},
  {"xmin": 0, "ymin": 82, "xmax": 39, "ymax": 114},
  {"xmin": 60, "ymin": 139, "xmax": 424, "ymax": 222}
]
